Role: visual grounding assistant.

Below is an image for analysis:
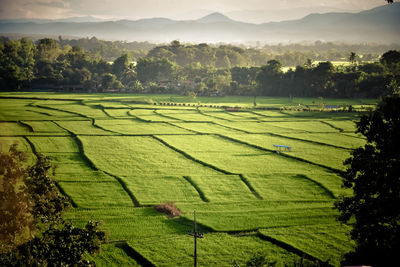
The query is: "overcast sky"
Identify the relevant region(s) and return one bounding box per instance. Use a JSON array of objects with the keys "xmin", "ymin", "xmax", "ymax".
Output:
[{"xmin": 0, "ymin": 0, "xmax": 394, "ymax": 21}]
